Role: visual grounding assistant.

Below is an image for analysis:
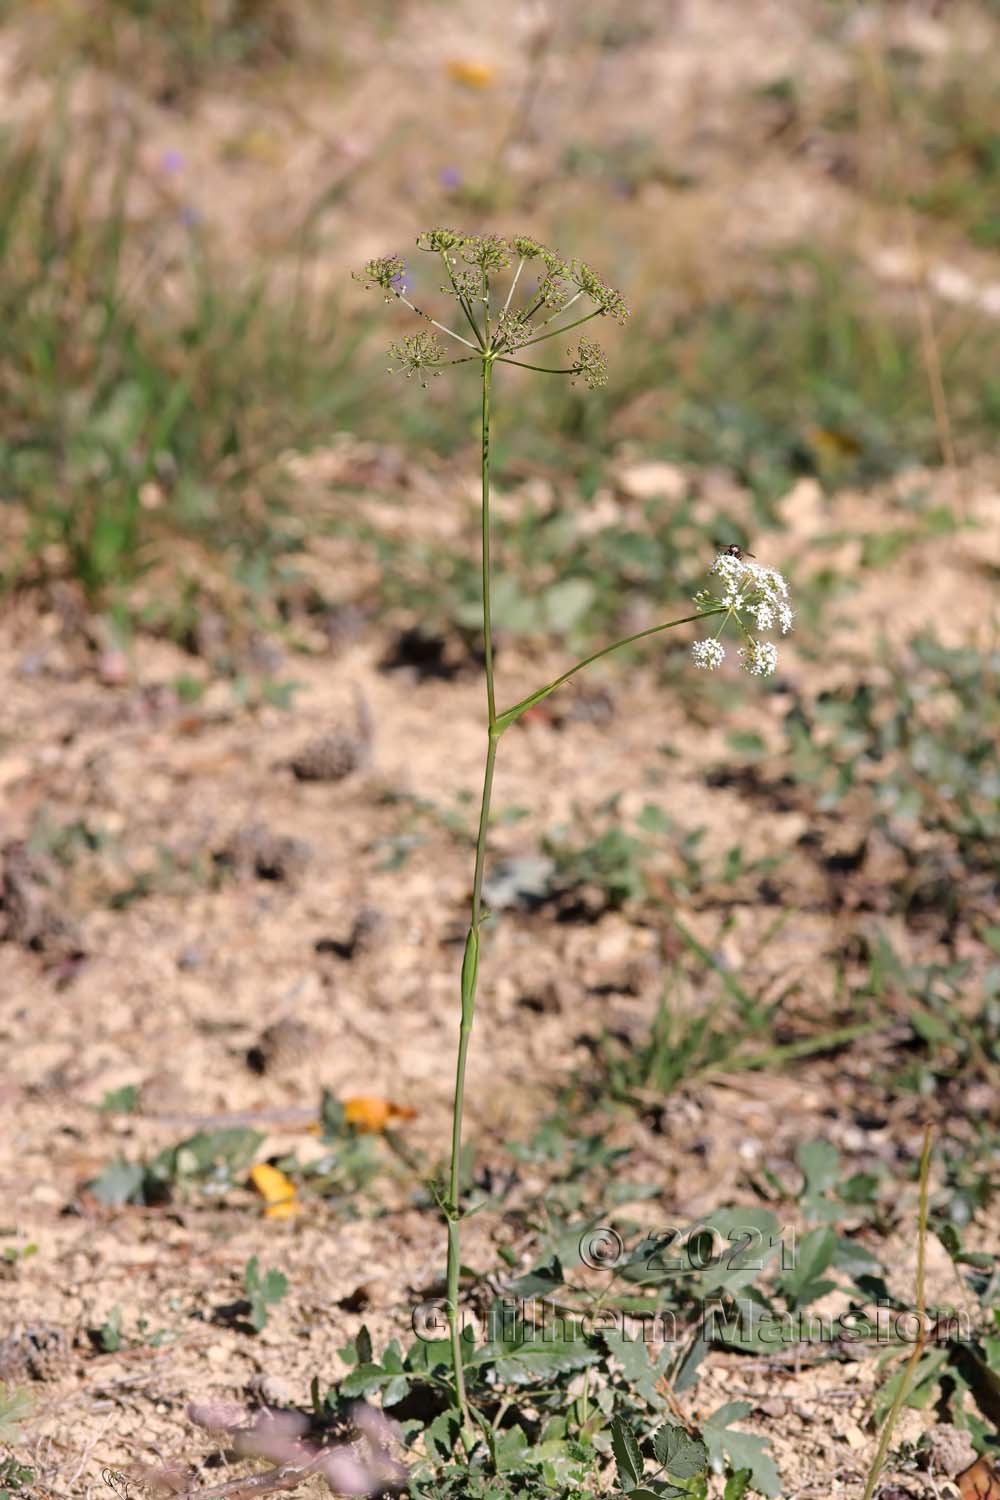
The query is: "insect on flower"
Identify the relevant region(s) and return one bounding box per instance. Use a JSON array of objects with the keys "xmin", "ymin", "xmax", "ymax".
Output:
[{"xmin": 690, "ymin": 548, "xmax": 794, "ymax": 675}]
